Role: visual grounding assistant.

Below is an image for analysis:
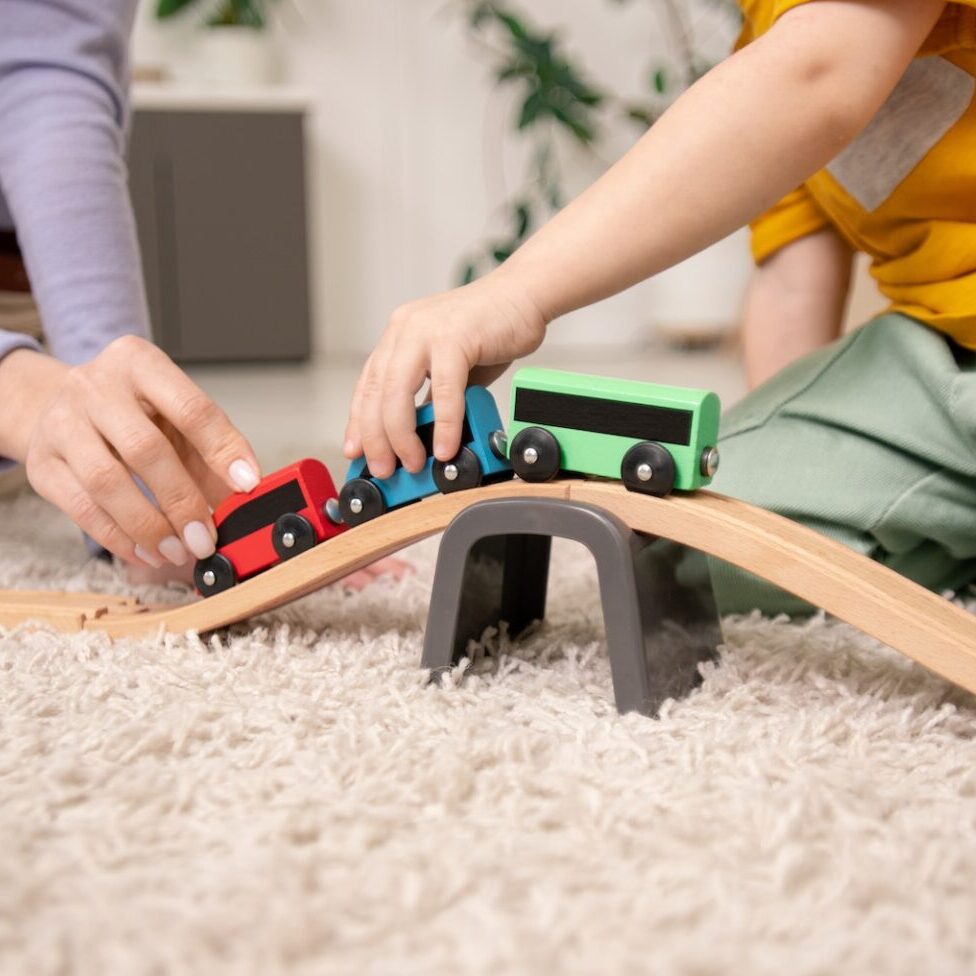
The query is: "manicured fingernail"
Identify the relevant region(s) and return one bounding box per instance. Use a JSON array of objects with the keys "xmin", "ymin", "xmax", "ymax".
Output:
[
  {"xmin": 134, "ymin": 544, "xmax": 163, "ymax": 569},
  {"xmin": 229, "ymin": 459, "xmax": 259, "ymax": 493},
  {"xmin": 182, "ymin": 521, "xmax": 215, "ymax": 560},
  {"xmin": 159, "ymin": 535, "xmax": 189, "ymax": 567}
]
